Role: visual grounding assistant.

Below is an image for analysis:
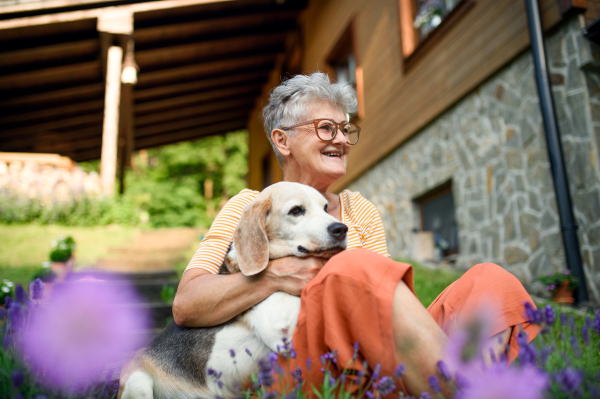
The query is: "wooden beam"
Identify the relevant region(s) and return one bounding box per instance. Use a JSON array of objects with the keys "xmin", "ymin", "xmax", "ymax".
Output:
[
  {"xmin": 134, "ymin": 10, "xmax": 299, "ymax": 45},
  {"xmin": 0, "ymin": 83, "xmax": 103, "ymax": 109},
  {"xmin": 136, "ymin": 53, "xmax": 277, "ymax": 88},
  {"xmin": 135, "ymin": 97, "xmax": 256, "ymax": 127},
  {"xmin": 135, "ymin": 32, "xmax": 287, "ymax": 69},
  {"xmin": 100, "ymin": 45, "xmax": 122, "ymax": 197},
  {"xmin": 0, "ymin": 0, "xmax": 236, "ymax": 30},
  {"xmin": 0, "ymin": 61, "xmax": 101, "ymax": 92},
  {"xmin": 0, "ymin": 19, "xmax": 97, "ymax": 42},
  {"xmin": 135, "ymin": 84, "xmax": 263, "ymax": 114},
  {"xmin": 0, "ymin": 113, "xmax": 103, "ymax": 142},
  {"xmin": 136, "ymin": 109, "xmax": 250, "ymax": 138},
  {"xmin": 558, "ymin": 0, "xmax": 586, "ymax": 14},
  {"xmin": 0, "ymin": 126, "xmax": 101, "ymax": 152},
  {"xmin": 0, "ymin": 39, "xmax": 98, "ymax": 69},
  {"xmin": 135, "ymin": 119, "xmax": 247, "ymax": 149},
  {"xmin": 0, "ymin": 99, "xmax": 104, "ymax": 126},
  {"xmin": 133, "ymin": 70, "xmax": 269, "ymax": 102}
]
